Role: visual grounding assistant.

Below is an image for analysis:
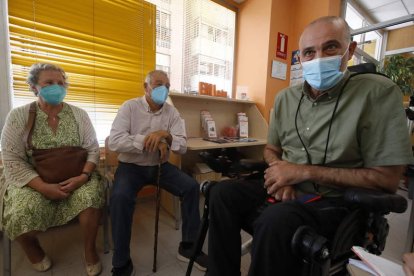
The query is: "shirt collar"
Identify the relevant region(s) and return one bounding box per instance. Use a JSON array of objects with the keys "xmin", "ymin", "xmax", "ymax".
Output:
[
  {"xmin": 302, "ymin": 70, "xmax": 351, "ymax": 102},
  {"xmin": 140, "ymin": 96, "xmax": 164, "ymax": 115}
]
